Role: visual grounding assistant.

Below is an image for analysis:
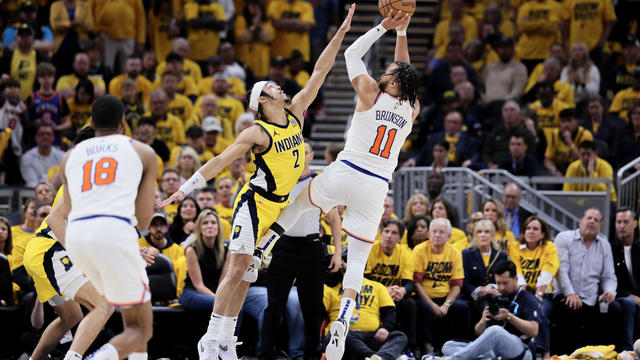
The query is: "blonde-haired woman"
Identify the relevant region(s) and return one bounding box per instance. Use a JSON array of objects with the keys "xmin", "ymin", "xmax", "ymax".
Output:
[
  {"xmin": 180, "ymin": 209, "xmax": 230, "ymax": 311},
  {"xmin": 431, "ymin": 199, "xmax": 469, "ymax": 251},
  {"xmin": 175, "ymin": 146, "xmax": 203, "ymax": 188},
  {"xmin": 404, "ymin": 193, "xmax": 430, "ymax": 224},
  {"xmin": 510, "ymin": 215, "xmax": 558, "ymax": 359},
  {"xmin": 560, "ymin": 42, "xmax": 600, "ymax": 104},
  {"xmin": 461, "ymin": 220, "xmax": 509, "ymax": 306},
  {"xmin": 482, "ymin": 198, "xmax": 516, "ymax": 256}
]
